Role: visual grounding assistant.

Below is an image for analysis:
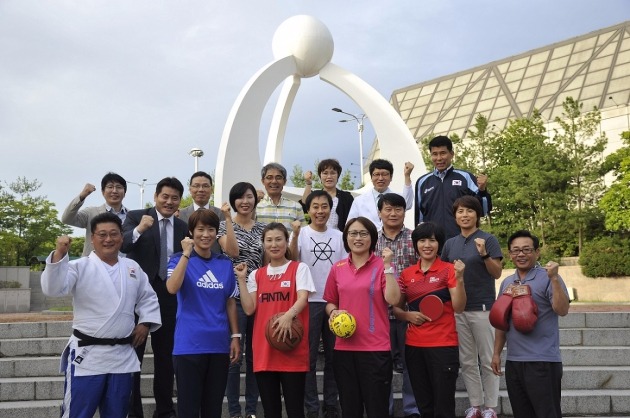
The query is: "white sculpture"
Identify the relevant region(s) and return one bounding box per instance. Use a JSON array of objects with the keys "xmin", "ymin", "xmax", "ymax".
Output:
[{"xmin": 215, "ymin": 15, "xmax": 425, "ymax": 225}]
